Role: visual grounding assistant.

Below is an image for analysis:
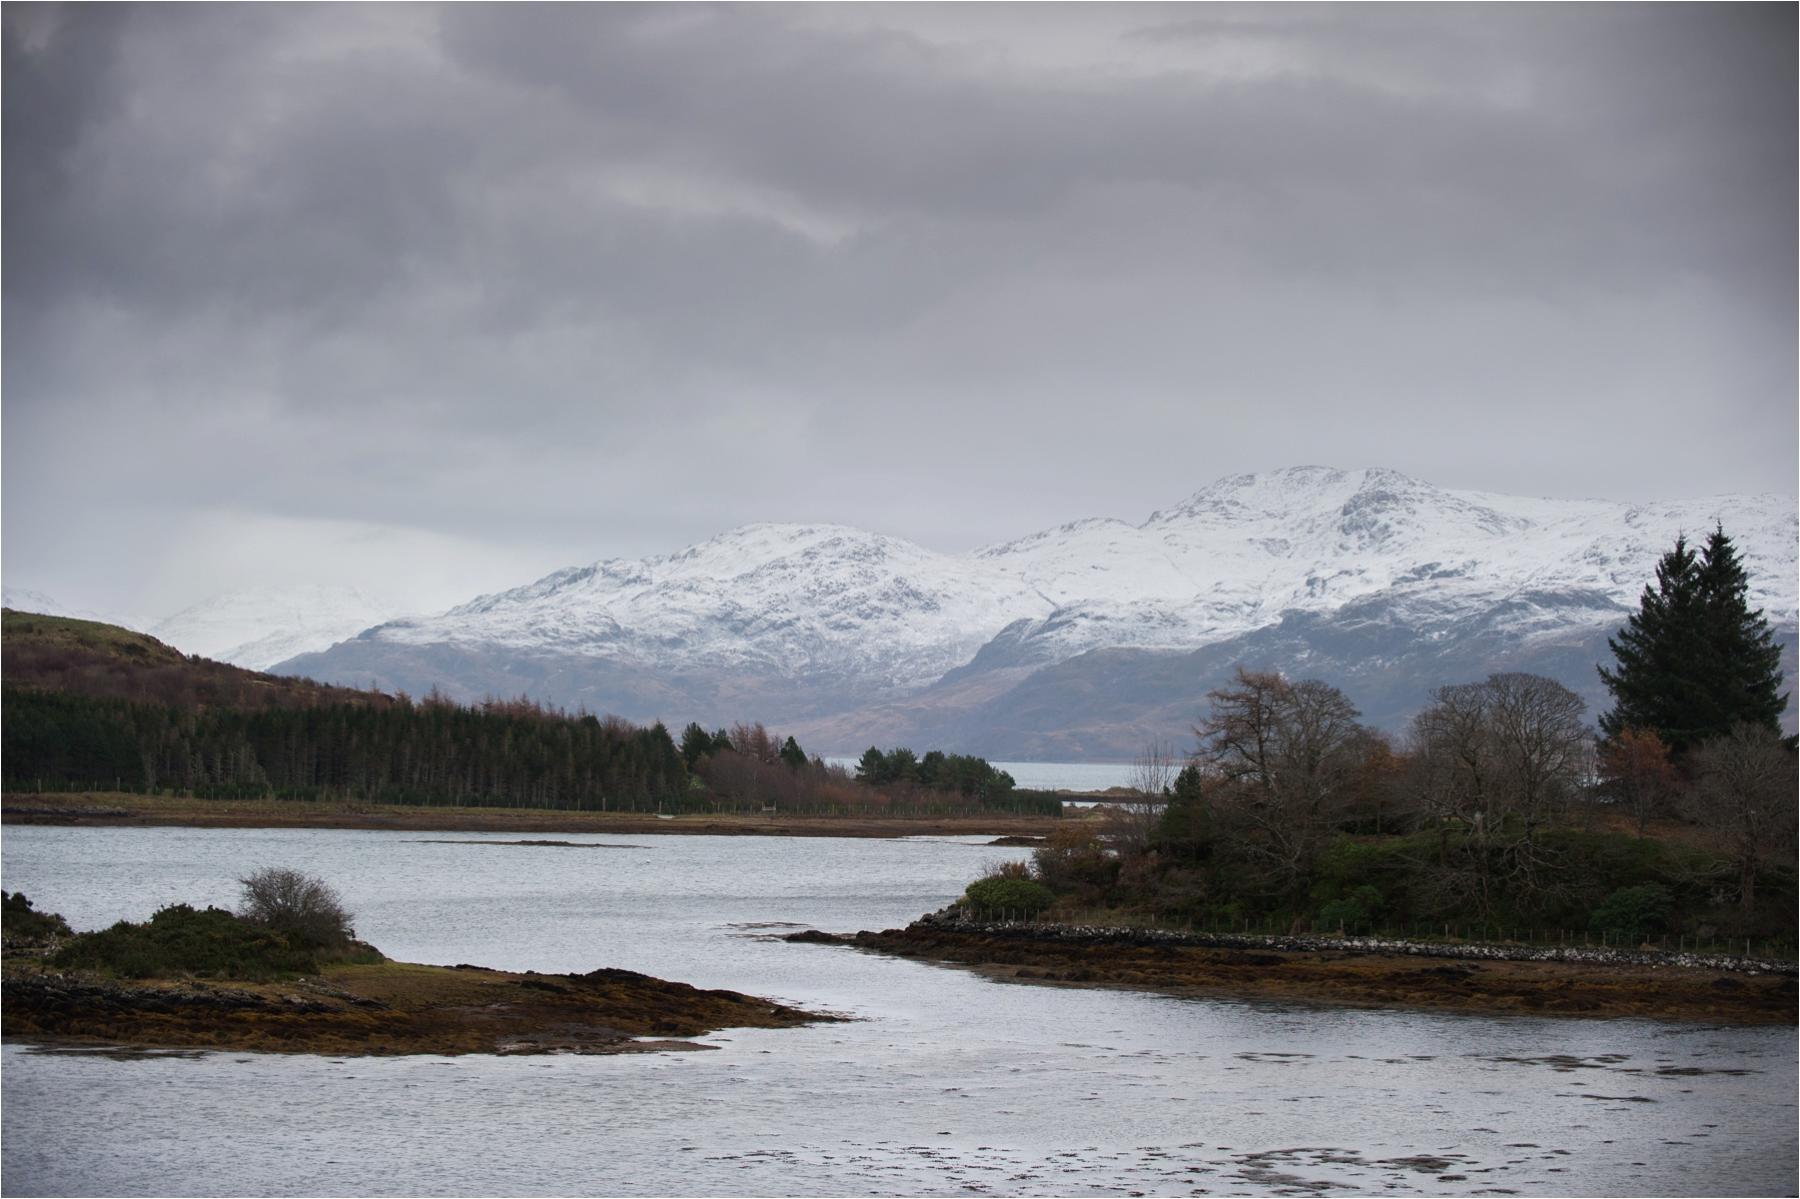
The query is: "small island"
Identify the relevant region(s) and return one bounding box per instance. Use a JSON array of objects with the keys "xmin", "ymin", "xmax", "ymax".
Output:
[{"xmin": 1, "ymin": 877, "xmax": 826, "ymax": 1057}]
